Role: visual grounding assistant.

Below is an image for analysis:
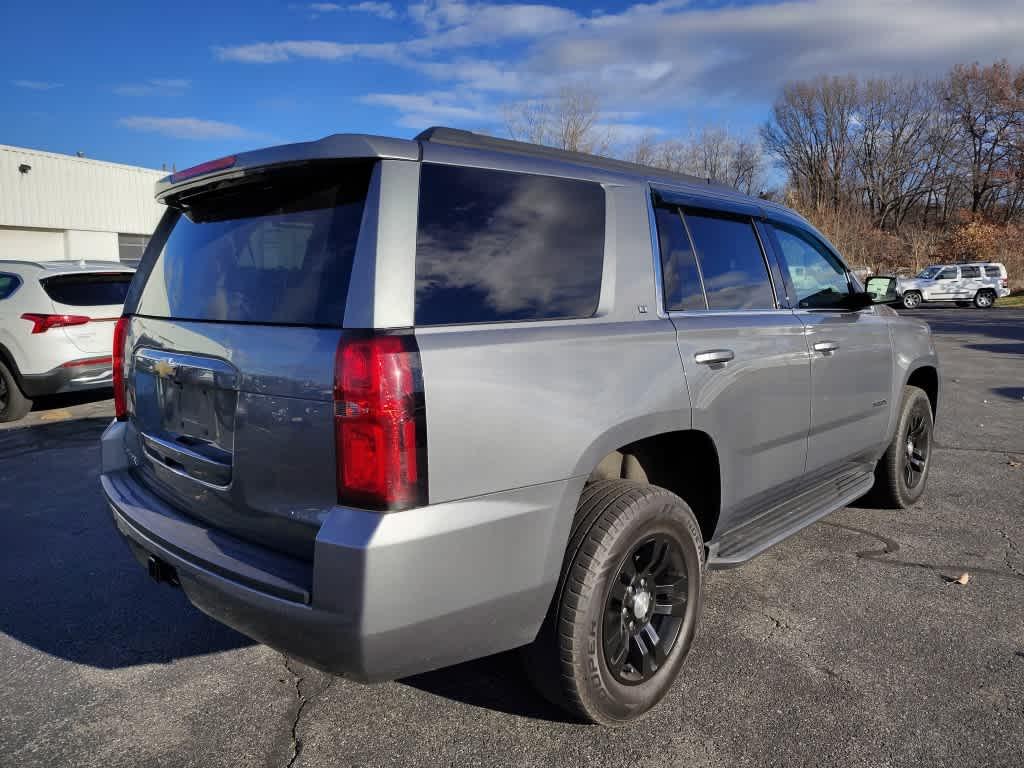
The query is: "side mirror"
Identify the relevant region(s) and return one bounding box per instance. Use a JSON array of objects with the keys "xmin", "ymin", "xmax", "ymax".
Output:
[
  {"xmin": 864, "ymin": 276, "xmax": 899, "ymax": 304},
  {"xmin": 843, "ymin": 292, "xmax": 876, "ymax": 311}
]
